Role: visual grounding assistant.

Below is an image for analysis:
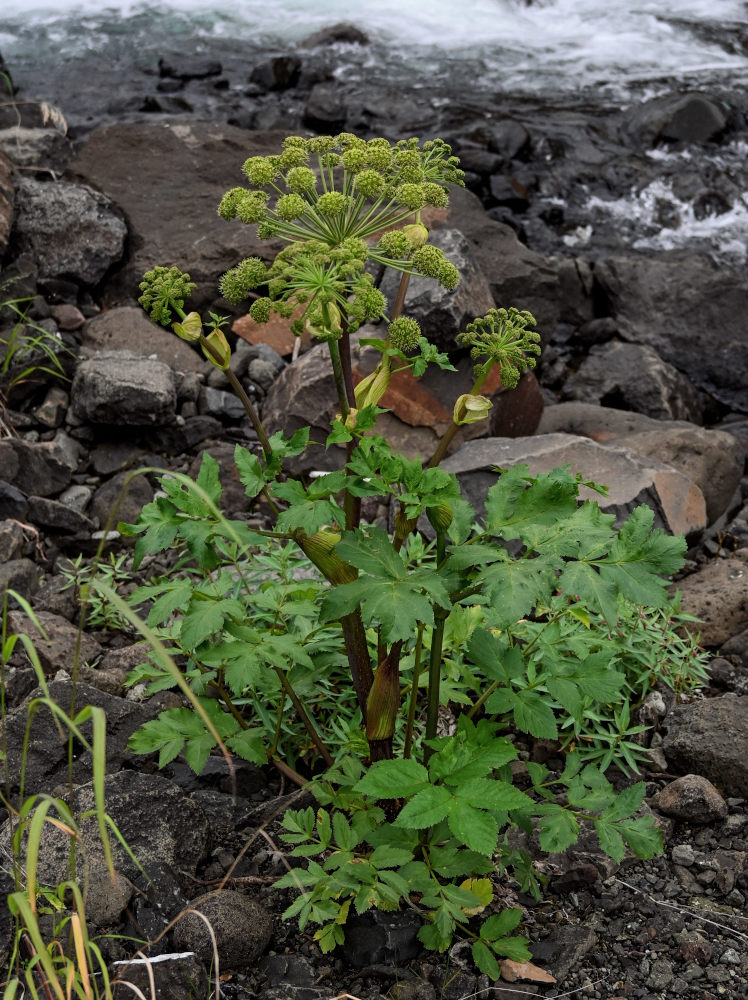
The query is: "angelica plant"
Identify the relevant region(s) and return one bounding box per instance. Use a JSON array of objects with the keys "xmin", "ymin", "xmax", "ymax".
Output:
[{"xmin": 128, "ymin": 132, "xmax": 685, "ymax": 976}]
